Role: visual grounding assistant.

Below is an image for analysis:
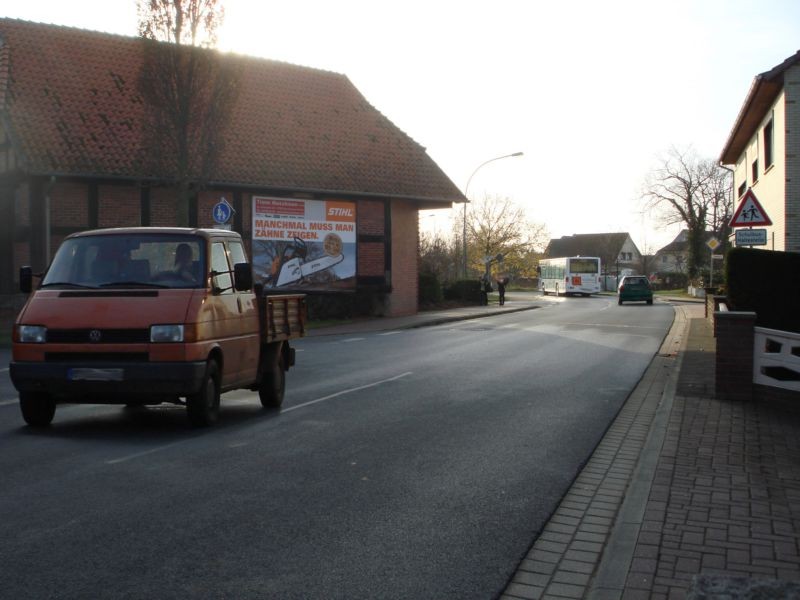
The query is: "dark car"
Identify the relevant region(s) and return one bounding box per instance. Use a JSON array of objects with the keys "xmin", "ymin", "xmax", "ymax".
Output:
[{"xmin": 617, "ymin": 275, "xmax": 653, "ymax": 305}]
